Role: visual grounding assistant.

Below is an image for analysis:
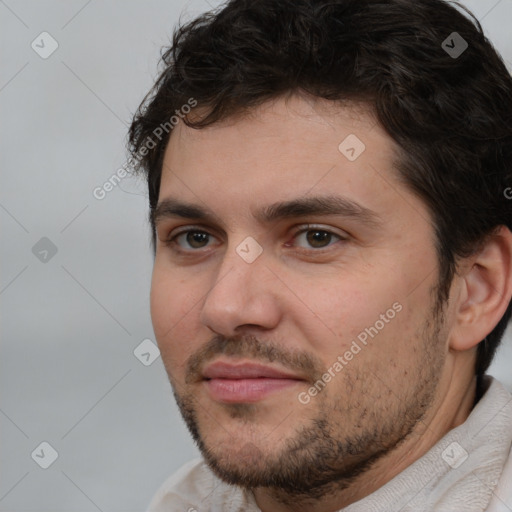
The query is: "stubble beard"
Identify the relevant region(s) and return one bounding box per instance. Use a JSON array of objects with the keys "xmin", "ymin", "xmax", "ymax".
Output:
[{"xmin": 169, "ymin": 303, "xmax": 446, "ymax": 504}]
